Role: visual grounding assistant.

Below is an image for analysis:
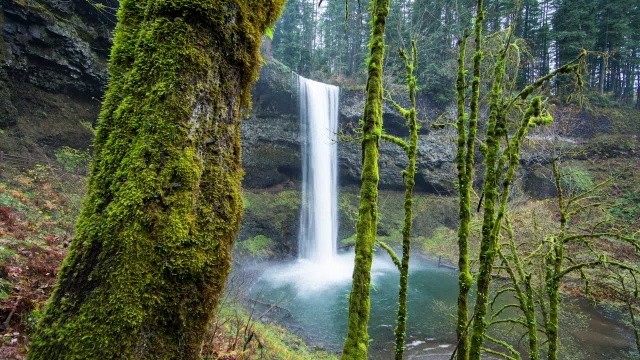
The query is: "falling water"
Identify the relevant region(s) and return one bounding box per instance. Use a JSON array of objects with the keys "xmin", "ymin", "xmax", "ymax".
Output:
[{"xmin": 297, "ymin": 75, "xmax": 340, "ymax": 262}]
